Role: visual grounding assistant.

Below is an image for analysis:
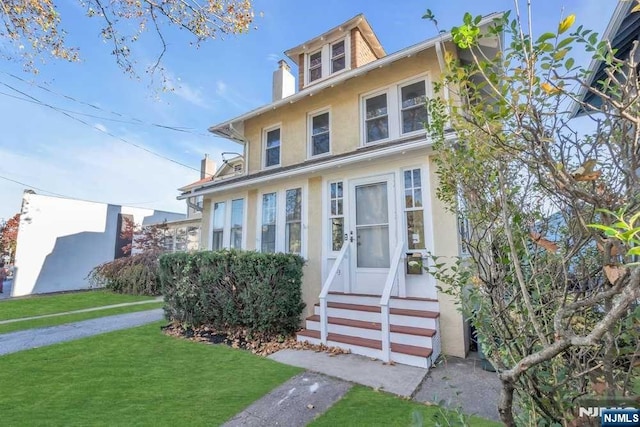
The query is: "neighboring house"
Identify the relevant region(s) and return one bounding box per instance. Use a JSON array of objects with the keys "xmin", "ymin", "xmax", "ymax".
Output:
[
  {"xmin": 572, "ymin": 0, "xmax": 640, "ymax": 116},
  {"xmin": 177, "ymin": 14, "xmax": 501, "ymax": 368},
  {"xmin": 12, "ymin": 191, "xmax": 184, "ymax": 297}
]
